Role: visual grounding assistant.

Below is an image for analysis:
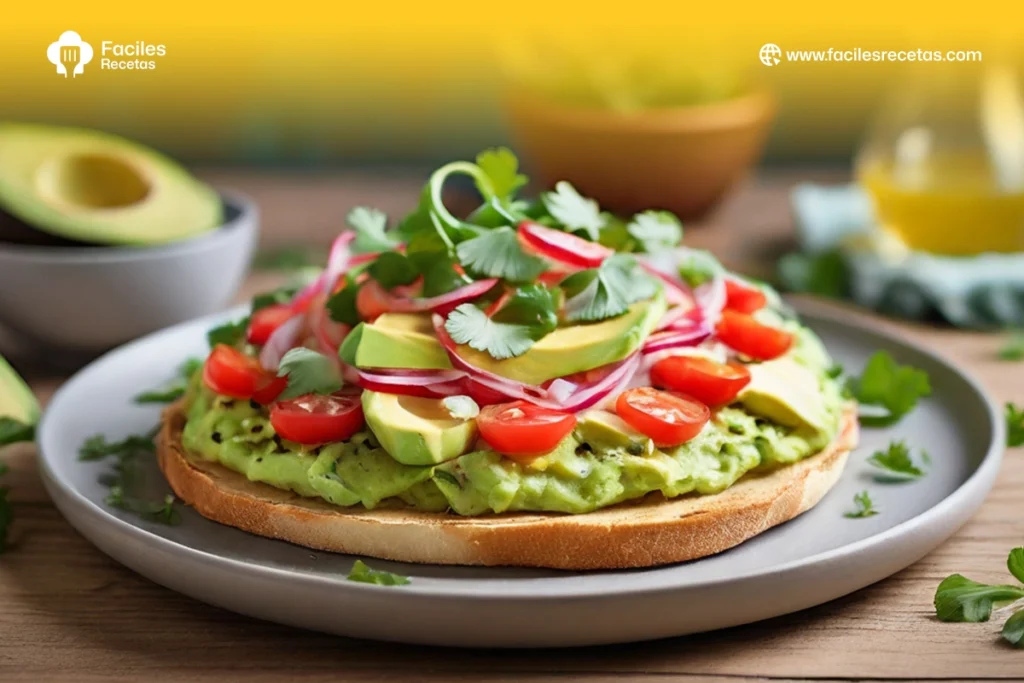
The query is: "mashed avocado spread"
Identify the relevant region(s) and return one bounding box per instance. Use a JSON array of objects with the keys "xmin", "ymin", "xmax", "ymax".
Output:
[{"xmin": 181, "ymin": 320, "xmax": 844, "ymax": 516}]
